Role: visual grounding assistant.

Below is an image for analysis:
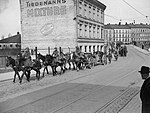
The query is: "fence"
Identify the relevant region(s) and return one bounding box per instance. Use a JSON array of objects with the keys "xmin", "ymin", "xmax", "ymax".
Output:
[{"xmin": 30, "ymin": 47, "xmax": 76, "ymax": 59}]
